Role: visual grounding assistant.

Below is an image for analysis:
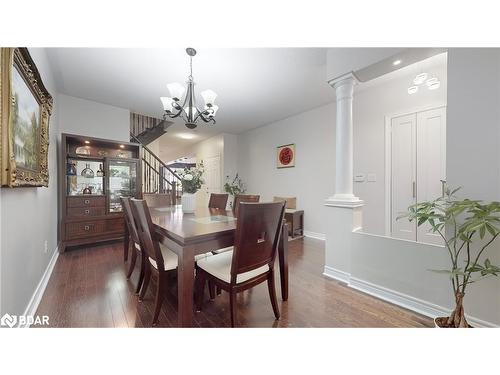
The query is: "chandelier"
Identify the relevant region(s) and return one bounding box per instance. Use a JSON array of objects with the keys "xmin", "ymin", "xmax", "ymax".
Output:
[{"xmin": 160, "ymin": 48, "xmax": 218, "ymax": 129}]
